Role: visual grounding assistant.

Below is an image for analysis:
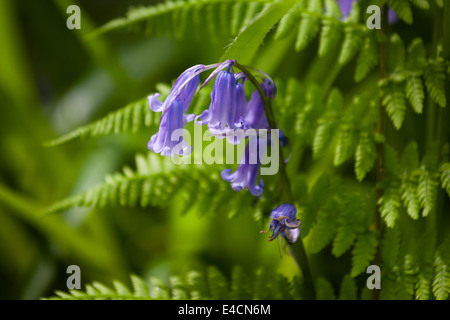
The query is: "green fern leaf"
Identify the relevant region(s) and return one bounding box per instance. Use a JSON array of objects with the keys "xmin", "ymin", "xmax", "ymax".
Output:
[
  {"xmin": 388, "ymin": 0, "xmax": 413, "ymax": 24},
  {"xmin": 334, "ymin": 125, "xmax": 358, "ymax": 166},
  {"xmin": 406, "ymin": 38, "xmax": 426, "ymax": 71},
  {"xmin": 381, "ymin": 80, "xmax": 407, "ymax": 130},
  {"xmin": 307, "ymin": 210, "xmax": 337, "ymax": 254},
  {"xmin": 400, "ymin": 142, "xmax": 420, "ymax": 219},
  {"xmin": 318, "ymin": 0, "xmax": 342, "ymax": 56},
  {"xmin": 316, "ymin": 278, "xmax": 336, "ymax": 300},
  {"xmin": 381, "ymin": 226, "xmax": 400, "ymax": 271},
  {"xmin": 355, "ymin": 131, "xmax": 377, "ymax": 181},
  {"xmin": 207, "ymin": 266, "xmax": 229, "ymax": 299},
  {"xmin": 332, "ymin": 224, "xmax": 357, "ymax": 258},
  {"xmin": 439, "ymin": 162, "xmax": 450, "ymax": 197},
  {"xmin": 409, "ymin": 0, "xmax": 430, "ymax": 9},
  {"xmin": 274, "ymin": 3, "xmax": 301, "ymax": 40},
  {"xmin": 406, "ymin": 75, "xmax": 425, "ymax": 114},
  {"xmin": 313, "ymin": 88, "xmax": 342, "ymax": 158},
  {"xmin": 351, "ymin": 231, "xmax": 378, "ymax": 277},
  {"xmin": 295, "ymin": 0, "xmax": 322, "ymax": 51},
  {"xmin": 433, "ymin": 236, "xmax": 450, "ymax": 300},
  {"xmin": 131, "ymin": 274, "xmax": 150, "ymax": 298},
  {"xmin": 417, "ymin": 168, "xmax": 439, "ymax": 217},
  {"xmin": 339, "ymin": 275, "xmax": 358, "ymax": 300},
  {"xmin": 379, "ymin": 179, "xmax": 402, "ymax": 227},
  {"xmin": 433, "ymin": 256, "xmax": 450, "ymax": 300},
  {"xmin": 354, "ymin": 35, "xmax": 378, "ymax": 82},
  {"xmin": 222, "ymin": 0, "xmax": 296, "ymax": 64},
  {"xmin": 338, "ymin": 2, "xmax": 362, "ymax": 65},
  {"xmin": 425, "ymin": 59, "xmax": 447, "ymax": 107}
]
